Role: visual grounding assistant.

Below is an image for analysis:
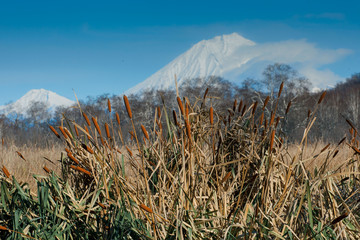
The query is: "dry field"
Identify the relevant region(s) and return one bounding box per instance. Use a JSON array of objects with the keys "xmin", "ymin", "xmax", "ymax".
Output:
[{"xmin": 0, "ymin": 87, "xmax": 359, "ymax": 239}]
